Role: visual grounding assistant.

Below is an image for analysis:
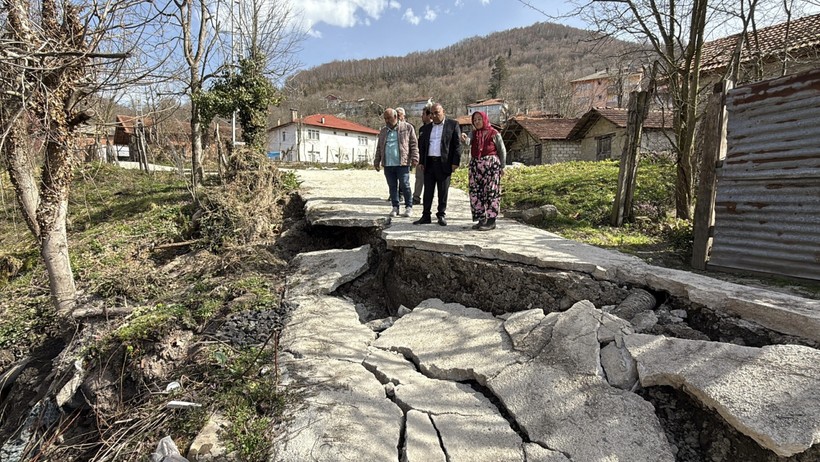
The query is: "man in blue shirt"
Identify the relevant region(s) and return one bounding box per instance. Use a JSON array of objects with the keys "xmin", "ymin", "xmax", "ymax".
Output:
[{"xmin": 374, "ymin": 108, "xmax": 420, "ymax": 217}]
